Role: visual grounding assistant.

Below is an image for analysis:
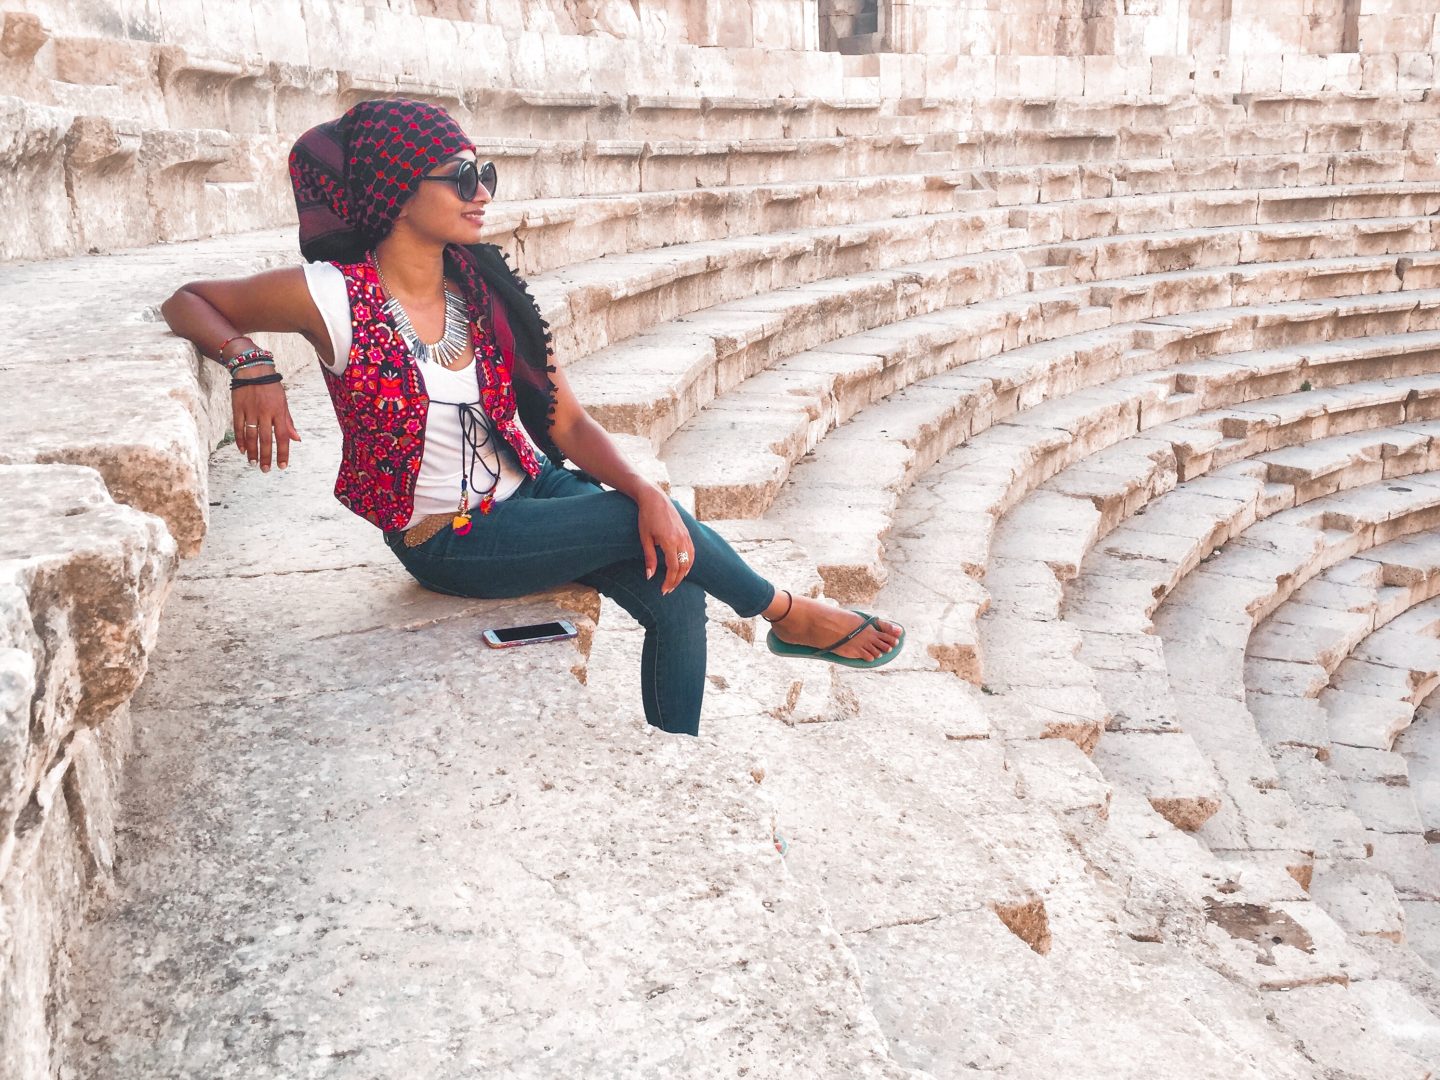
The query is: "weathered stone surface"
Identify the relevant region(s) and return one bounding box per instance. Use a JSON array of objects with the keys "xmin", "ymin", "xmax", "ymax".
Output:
[
  {"xmin": 1093, "ymin": 731, "xmax": 1223, "ymax": 831},
  {"xmin": 1309, "ymin": 859, "xmax": 1406, "ymax": 941},
  {"xmin": 1265, "ymin": 983, "xmax": 1432, "ymax": 1079},
  {"xmin": 0, "ymin": 464, "xmax": 176, "ymax": 1080}
]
